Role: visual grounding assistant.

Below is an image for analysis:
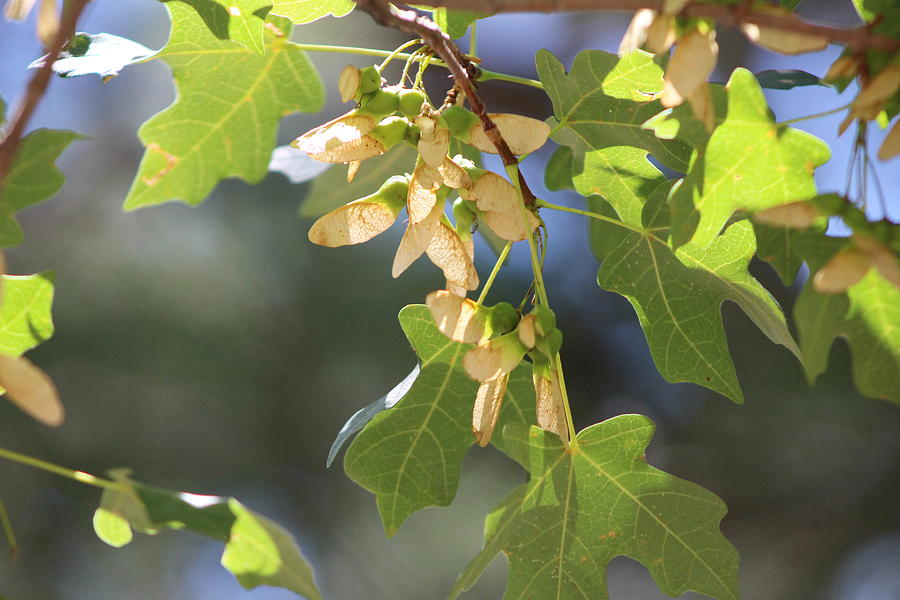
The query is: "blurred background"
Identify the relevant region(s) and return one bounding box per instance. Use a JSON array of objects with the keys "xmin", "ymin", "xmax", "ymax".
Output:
[{"xmin": 1, "ymin": 1, "xmax": 899, "ymax": 598}]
